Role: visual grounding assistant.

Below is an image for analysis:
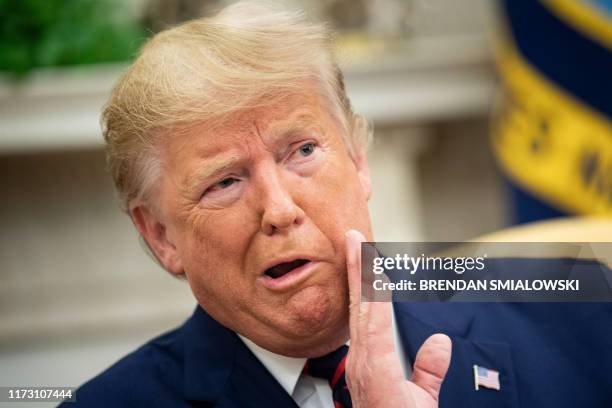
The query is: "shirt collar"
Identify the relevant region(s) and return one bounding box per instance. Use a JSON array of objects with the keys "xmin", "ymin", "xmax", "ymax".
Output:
[
  {"xmin": 238, "ymin": 310, "xmax": 410, "ymax": 396},
  {"xmin": 238, "ymin": 334, "xmax": 307, "ymax": 395}
]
